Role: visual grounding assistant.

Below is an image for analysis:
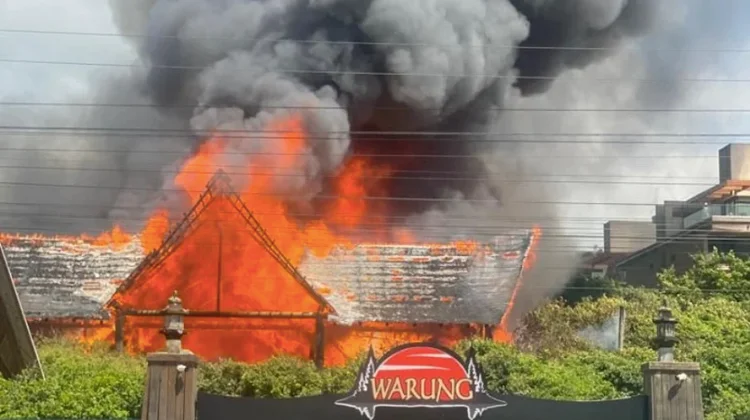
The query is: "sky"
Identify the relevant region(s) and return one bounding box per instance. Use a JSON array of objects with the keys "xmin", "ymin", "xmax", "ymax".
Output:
[{"xmin": 2, "ymin": 0, "xmax": 750, "ymax": 252}]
